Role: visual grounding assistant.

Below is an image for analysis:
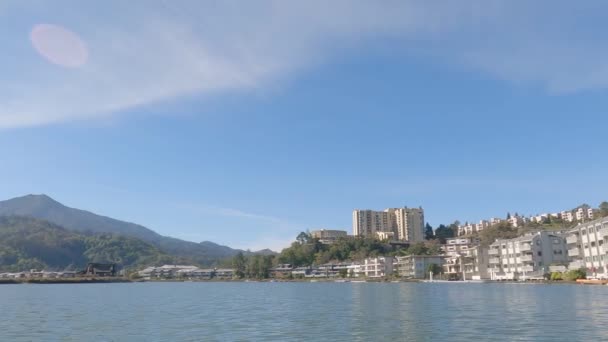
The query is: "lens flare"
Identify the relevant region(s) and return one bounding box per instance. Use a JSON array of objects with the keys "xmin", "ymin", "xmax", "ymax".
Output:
[{"xmin": 30, "ymin": 24, "xmax": 88, "ymax": 68}]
